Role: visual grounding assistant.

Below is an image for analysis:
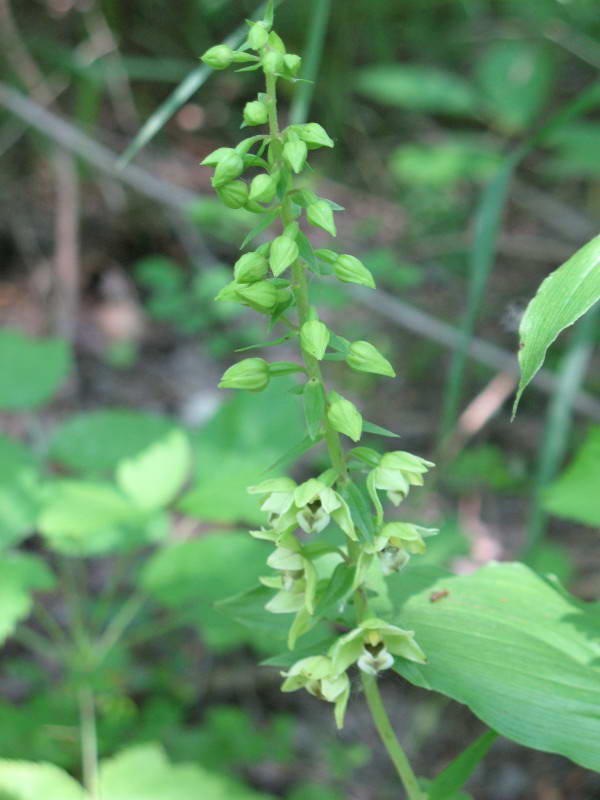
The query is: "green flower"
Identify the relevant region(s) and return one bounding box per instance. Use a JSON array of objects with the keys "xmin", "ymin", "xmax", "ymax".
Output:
[
  {"xmin": 330, "ymin": 618, "xmax": 426, "ymax": 677},
  {"xmin": 346, "ymin": 340, "xmax": 395, "ymax": 378},
  {"xmin": 218, "ymin": 358, "xmax": 270, "ymax": 392},
  {"xmin": 281, "ymin": 656, "xmax": 350, "ymax": 729},
  {"xmin": 368, "ymin": 451, "xmax": 434, "ymax": 506}
]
